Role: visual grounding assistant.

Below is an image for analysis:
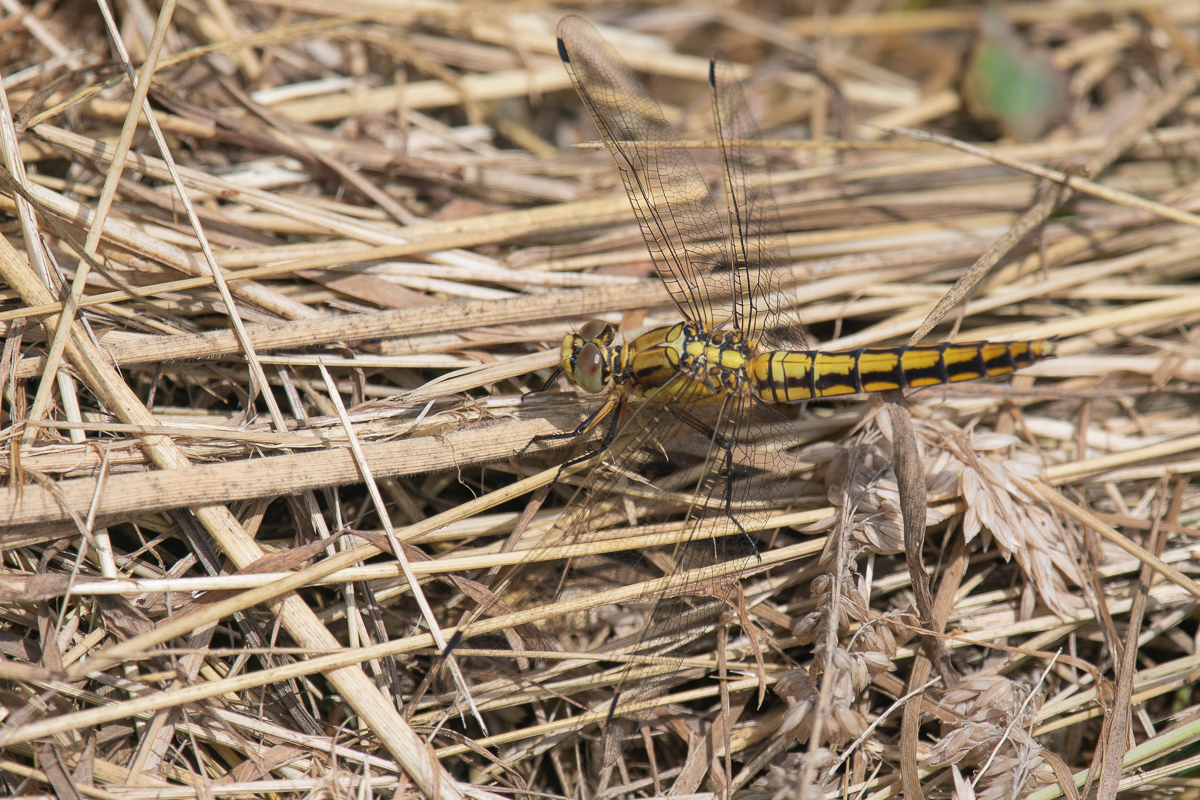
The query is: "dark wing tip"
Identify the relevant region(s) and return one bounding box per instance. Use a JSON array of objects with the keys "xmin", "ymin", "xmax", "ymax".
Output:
[
  {"xmin": 708, "ymin": 58, "xmax": 717, "ymax": 89},
  {"xmin": 557, "ymin": 36, "xmax": 570, "ymax": 64}
]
